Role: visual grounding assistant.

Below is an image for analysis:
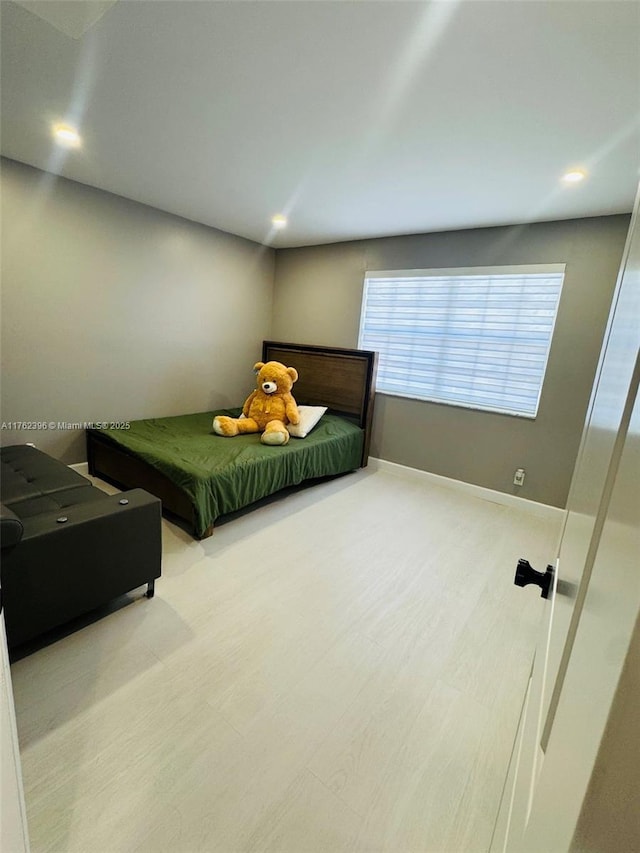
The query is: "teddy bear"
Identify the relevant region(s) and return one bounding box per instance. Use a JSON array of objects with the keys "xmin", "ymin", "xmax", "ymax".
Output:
[{"xmin": 212, "ymin": 360, "xmax": 300, "ymax": 446}]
